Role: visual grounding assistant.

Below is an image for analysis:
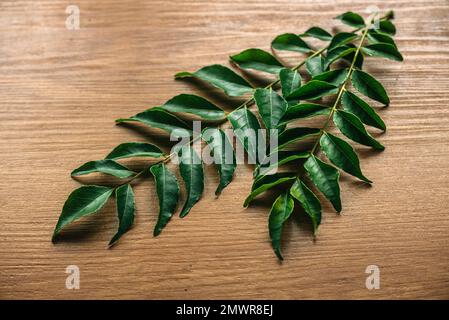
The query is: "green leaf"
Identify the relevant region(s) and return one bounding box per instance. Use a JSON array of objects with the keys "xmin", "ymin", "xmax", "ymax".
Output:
[
  {"xmin": 335, "ymin": 11, "xmax": 365, "ymax": 28},
  {"xmin": 324, "ymin": 46, "xmax": 356, "ymax": 69},
  {"xmin": 175, "ymin": 64, "xmax": 253, "ymax": 97},
  {"xmin": 333, "ymin": 109, "xmax": 384, "ymax": 150},
  {"xmin": 304, "ymin": 156, "xmax": 341, "ymax": 212},
  {"xmin": 268, "ymin": 192, "xmax": 294, "ymax": 260},
  {"xmin": 300, "ymin": 27, "xmax": 332, "ymax": 41},
  {"xmin": 352, "ymin": 70, "xmax": 390, "ymax": 106},
  {"xmin": 312, "ymin": 68, "xmax": 349, "ymax": 86},
  {"xmin": 290, "ymin": 179, "xmax": 321, "ymax": 234},
  {"xmin": 116, "ymin": 107, "xmax": 192, "ymax": 135},
  {"xmin": 342, "ymin": 43, "xmax": 364, "ymax": 69},
  {"xmin": 109, "ymin": 184, "xmax": 135, "ymax": 246},
  {"xmin": 377, "ymin": 20, "xmax": 396, "ymax": 35},
  {"xmin": 256, "ymin": 151, "xmax": 309, "ymax": 177},
  {"xmin": 279, "ymin": 68, "xmax": 301, "ymax": 98},
  {"xmin": 71, "ymin": 160, "xmax": 135, "ymax": 179},
  {"xmin": 362, "ymin": 43, "xmax": 403, "ymax": 61},
  {"xmin": 230, "ymin": 48, "xmax": 284, "ymax": 74},
  {"xmin": 201, "ymin": 128, "xmax": 236, "ymax": 195},
  {"xmin": 53, "ymin": 186, "xmax": 114, "ymax": 239},
  {"xmin": 244, "ymin": 172, "xmax": 296, "ymax": 207},
  {"xmin": 367, "ymin": 30, "xmax": 397, "ymax": 47},
  {"xmin": 227, "ymin": 107, "xmax": 262, "ymax": 164},
  {"xmin": 287, "ymin": 80, "xmax": 338, "ymax": 100},
  {"xmin": 178, "ymin": 146, "xmax": 204, "ymax": 218},
  {"xmin": 328, "ymin": 32, "xmax": 358, "ymax": 50},
  {"xmin": 277, "ymin": 127, "xmax": 321, "ymax": 151},
  {"xmin": 271, "ymin": 33, "xmax": 311, "ymax": 53},
  {"xmin": 254, "ymin": 88, "xmax": 288, "ymax": 129},
  {"xmin": 105, "ymin": 142, "xmax": 164, "ymax": 160},
  {"xmin": 320, "ymin": 132, "xmax": 371, "ymax": 183},
  {"xmin": 278, "ymin": 103, "xmax": 329, "ymax": 126},
  {"xmin": 160, "ymin": 94, "xmax": 226, "ymax": 120},
  {"xmin": 341, "ymin": 91, "xmax": 386, "ymax": 130},
  {"xmin": 150, "ymin": 163, "xmax": 180, "ymax": 236},
  {"xmin": 306, "ymin": 55, "xmax": 327, "ymax": 77}
]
